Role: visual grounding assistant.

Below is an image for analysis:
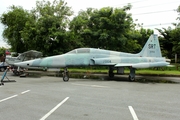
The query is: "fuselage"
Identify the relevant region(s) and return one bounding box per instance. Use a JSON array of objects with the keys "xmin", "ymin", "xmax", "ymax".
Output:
[{"xmin": 14, "ymin": 48, "xmax": 167, "ymax": 68}]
